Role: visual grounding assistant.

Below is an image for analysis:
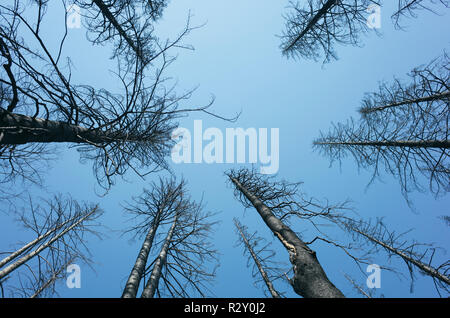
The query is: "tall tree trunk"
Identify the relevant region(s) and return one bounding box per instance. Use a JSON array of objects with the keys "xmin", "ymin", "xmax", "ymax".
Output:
[
  {"xmin": 283, "ymin": 0, "xmax": 337, "ymax": 52},
  {"xmin": 141, "ymin": 214, "xmax": 178, "ymax": 298},
  {"xmin": 122, "ymin": 221, "xmax": 159, "ymax": 298},
  {"xmin": 30, "ymin": 260, "xmax": 71, "ymax": 298},
  {"xmin": 230, "ymin": 177, "xmax": 345, "ymax": 298},
  {"xmin": 314, "ymin": 140, "xmax": 450, "ymax": 149},
  {"xmin": 0, "ymin": 206, "xmax": 98, "ymax": 280},
  {"xmin": 0, "ymin": 215, "xmax": 77, "ymax": 269},
  {"xmin": 0, "ymin": 108, "xmax": 134, "ymax": 144},
  {"xmin": 234, "ymin": 219, "xmax": 281, "ymax": 298},
  {"xmin": 350, "ymin": 225, "xmax": 450, "ymax": 286},
  {"xmin": 360, "ymin": 91, "xmax": 450, "ymax": 114}
]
